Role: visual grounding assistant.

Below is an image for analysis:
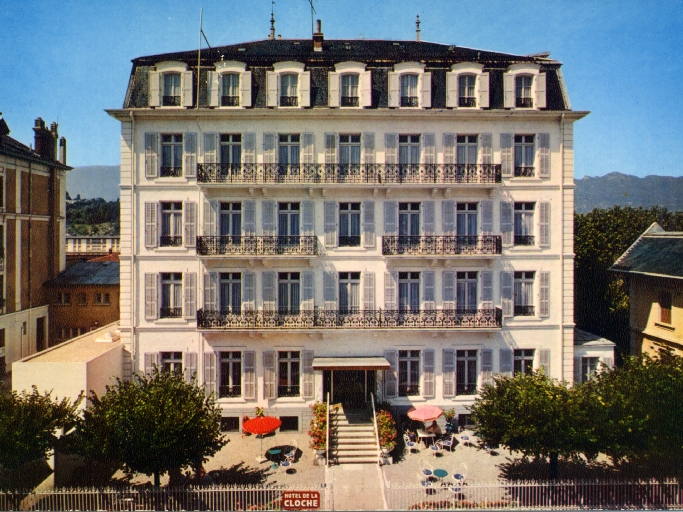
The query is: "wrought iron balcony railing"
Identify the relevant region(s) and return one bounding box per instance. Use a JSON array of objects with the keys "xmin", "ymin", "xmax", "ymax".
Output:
[
  {"xmin": 221, "ymin": 95, "xmax": 239, "ymax": 106},
  {"xmin": 219, "ymin": 386, "xmax": 242, "ymax": 398},
  {"xmin": 341, "ymin": 96, "xmax": 359, "ymax": 107},
  {"xmin": 160, "ymin": 166, "xmax": 182, "ymax": 177},
  {"xmin": 278, "ymin": 386, "xmax": 300, "ymax": 397},
  {"xmin": 160, "ymin": 307, "xmax": 183, "ymax": 318},
  {"xmin": 401, "ymin": 96, "xmax": 419, "ymax": 107},
  {"xmin": 160, "ymin": 235, "xmax": 183, "ymax": 247},
  {"xmin": 399, "ymin": 384, "xmax": 420, "ymax": 397},
  {"xmin": 514, "ymin": 235, "xmax": 535, "ymax": 246},
  {"xmin": 162, "ymin": 95, "xmax": 181, "ymax": 106},
  {"xmin": 382, "ymin": 235, "xmax": 502, "ymax": 256},
  {"xmin": 516, "ymin": 97, "xmax": 533, "ymax": 108},
  {"xmin": 338, "ymin": 235, "xmax": 361, "ymax": 247},
  {"xmin": 196, "ymin": 235, "xmax": 318, "ymax": 256},
  {"xmin": 514, "ymin": 305, "xmax": 535, "ymax": 317},
  {"xmin": 280, "ymin": 96, "xmax": 298, "ymax": 107},
  {"xmin": 197, "ymin": 307, "xmax": 502, "ymax": 330},
  {"xmin": 197, "ymin": 163, "xmax": 502, "ymax": 185},
  {"xmin": 456, "ymin": 383, "xmax": 478, "ymax": 395},
  {"xmin": 459, "ymin": 97, "xmax": 477, "ymax": 107},
  {"xmin": 514, "ymin": 166, "xmax": 535, "ymax": 177}
]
